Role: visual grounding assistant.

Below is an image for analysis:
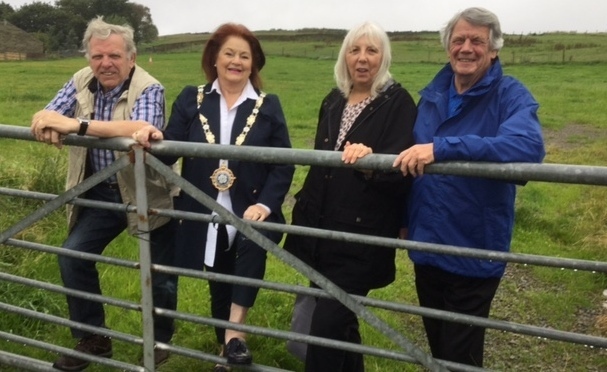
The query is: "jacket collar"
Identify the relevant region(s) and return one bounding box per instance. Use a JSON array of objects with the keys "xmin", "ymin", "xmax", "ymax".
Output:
[{"xmin": 422, "ymin": 57, "xmax": 503, "ymax": 100}]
